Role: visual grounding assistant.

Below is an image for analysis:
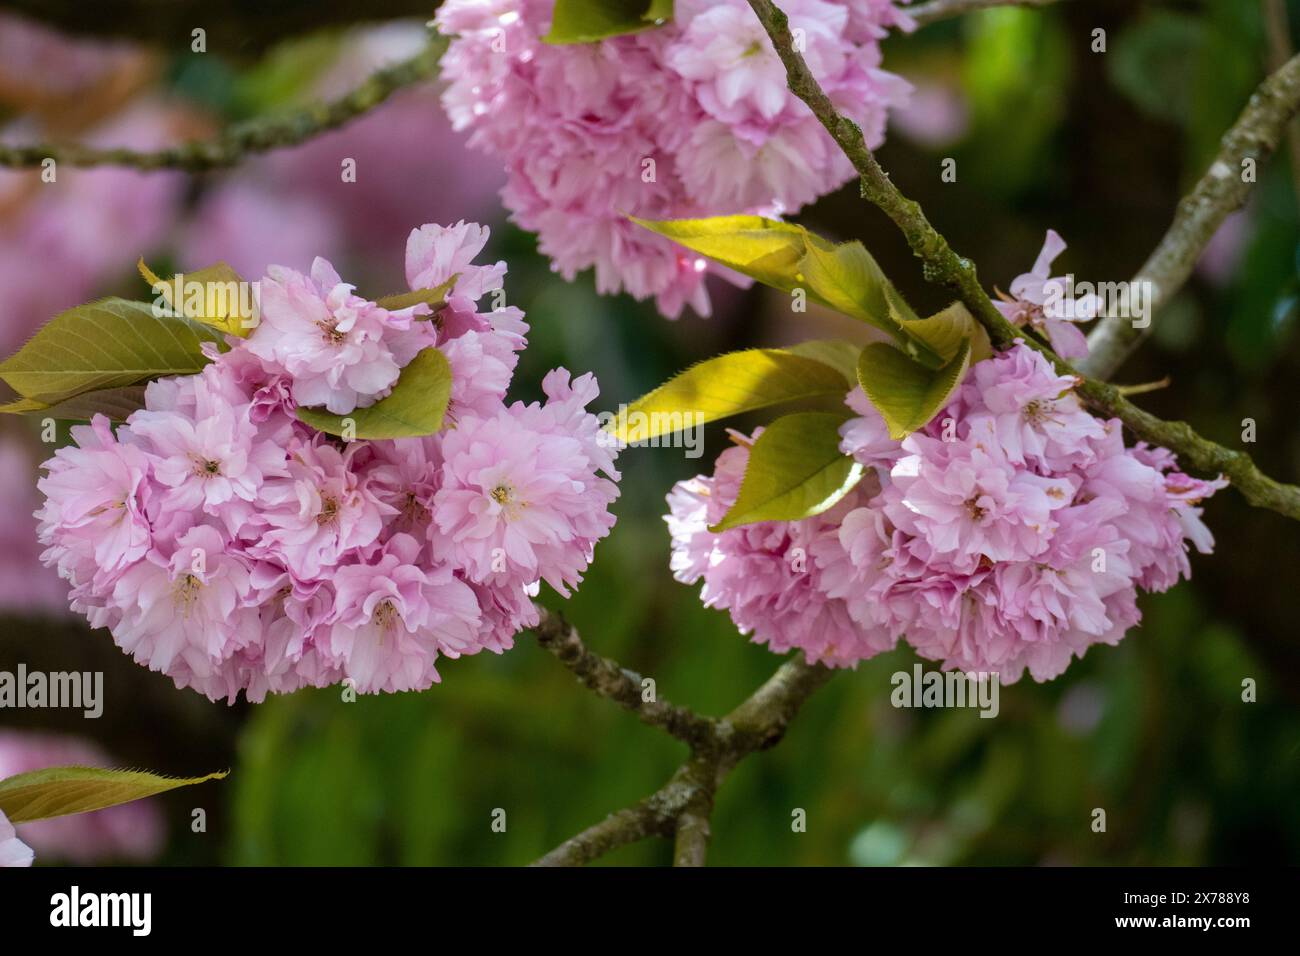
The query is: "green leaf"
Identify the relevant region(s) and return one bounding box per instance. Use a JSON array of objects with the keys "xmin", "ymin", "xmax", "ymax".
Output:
[
  {"xmin": 0, "ymin": 396, "xmax": 49, "ymax": 414},
  {"xmin": 643, "ymin": 0, "xmax": 673, "ymax": 23},
  {"xmin": 710, "ymin": 411, "xmax": 864, "ymax": 532},
  {"xmin": 784, "ymin": 339, "xmax": 863, "ymax": 385},
  {"xmin": 544, "ymin": 0, "xmax": 672, "ymax": 44},
  {"xmin": 797, "ymin": 236, "xmax": 906, "ymax": 340},
  {"xmin": 375, "ymin": 275, "xmax": 459, "ymax": 314},
  {"xmin": 856, "ymin": 338, "xmax": 973, "ymax": 440},
  {"xmin": 898, "ymin": 301, "xmax": 992, "ymax": 365},
  {"xmin": 631, "ymin": 215, "xmax": 809, "ymax": 291},
  {"xmin": 607, "ymin": 348, "xmax": 849, "ymax": 443},
  {"xmin": 296, "ymin": 347, "xmax": 452, "ymax": 439},
  {"xmin": 37, "ymin": 385, "xmax": 149, "ymax": 422},
  {"xmin": 0, "ymin": 297, "xmax": 223, "ymax": 406},
  {"xmin": 139, "ymin": 259, "xmax": 255, "ymax": 338},
  {"xmin": 0, "ymin": 385, "xmax": 149, "ymax": 421},
  {"xmin": 0, "ymin": 766, "xmax": 227, "ymax": 823}
]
